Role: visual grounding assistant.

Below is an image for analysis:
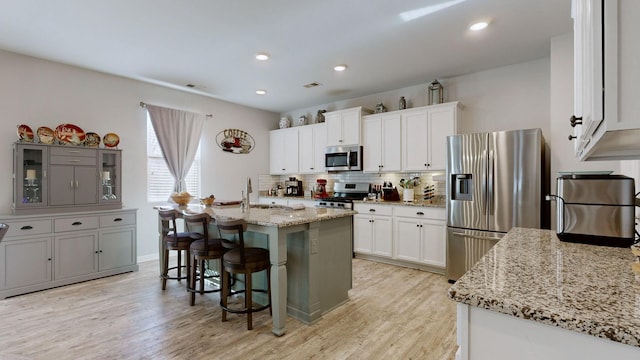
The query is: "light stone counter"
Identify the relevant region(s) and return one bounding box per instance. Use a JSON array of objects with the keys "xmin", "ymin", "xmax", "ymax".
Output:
[{"xmin": 448, "ymin": 227, "xmax": 640, "ymax": 350}]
